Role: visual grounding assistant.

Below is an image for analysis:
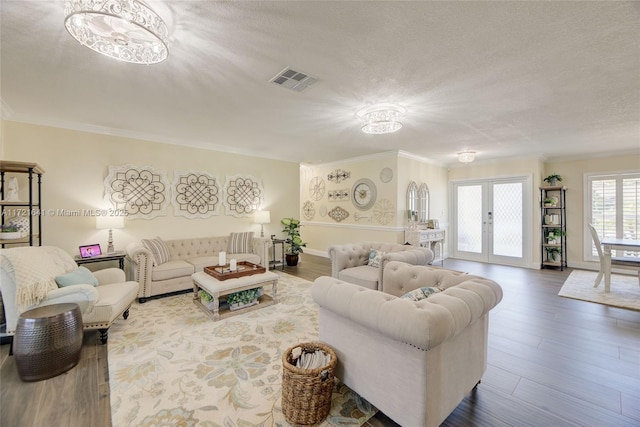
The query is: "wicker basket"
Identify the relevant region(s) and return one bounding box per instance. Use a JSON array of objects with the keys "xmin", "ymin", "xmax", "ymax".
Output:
[{"xmin": 282, "ymin": 342, "xmax": 337, "ymax": 426}]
